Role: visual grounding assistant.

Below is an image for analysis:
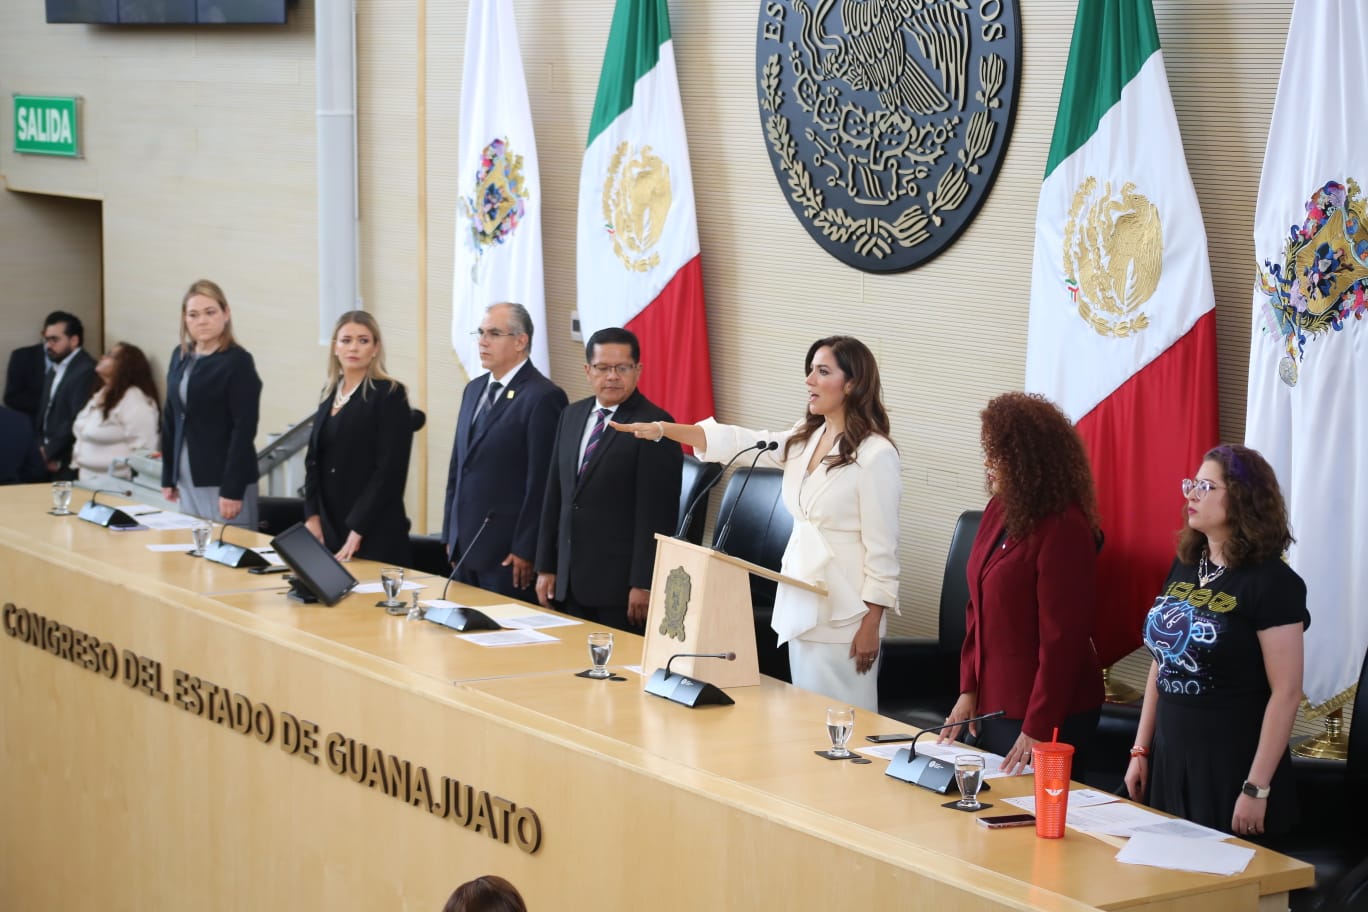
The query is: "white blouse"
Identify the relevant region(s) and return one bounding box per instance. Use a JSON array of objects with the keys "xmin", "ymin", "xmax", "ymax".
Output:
[{"xmin": 71, "ymin": 388, "xmax": 160, "ymax": 480}]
